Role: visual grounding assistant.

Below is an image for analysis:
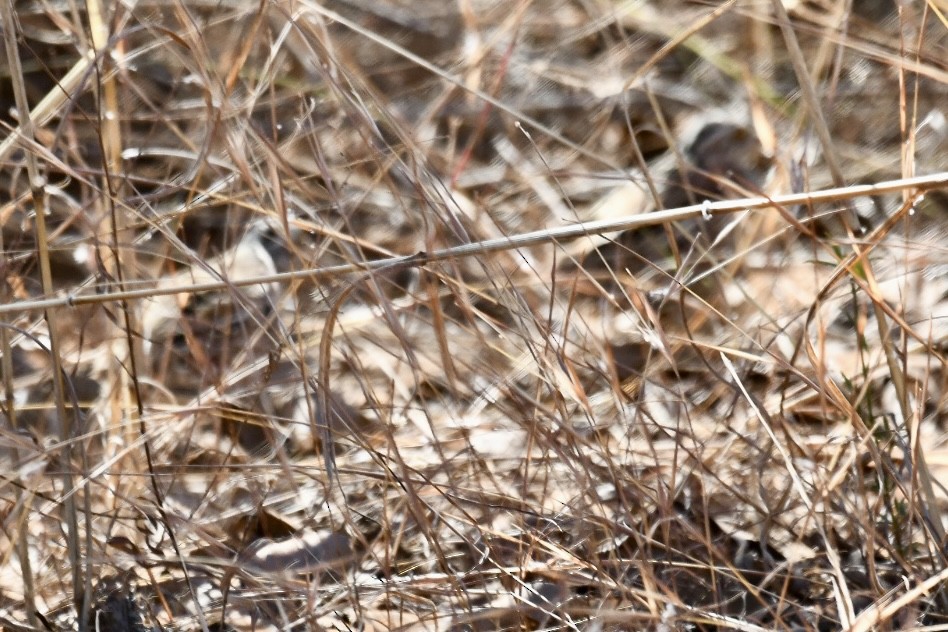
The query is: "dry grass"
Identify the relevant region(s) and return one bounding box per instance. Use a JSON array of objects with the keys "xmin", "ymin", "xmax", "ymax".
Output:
[{"xmin": 1, "ymin": 0, "xmax": 948, "ymax": 630}]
